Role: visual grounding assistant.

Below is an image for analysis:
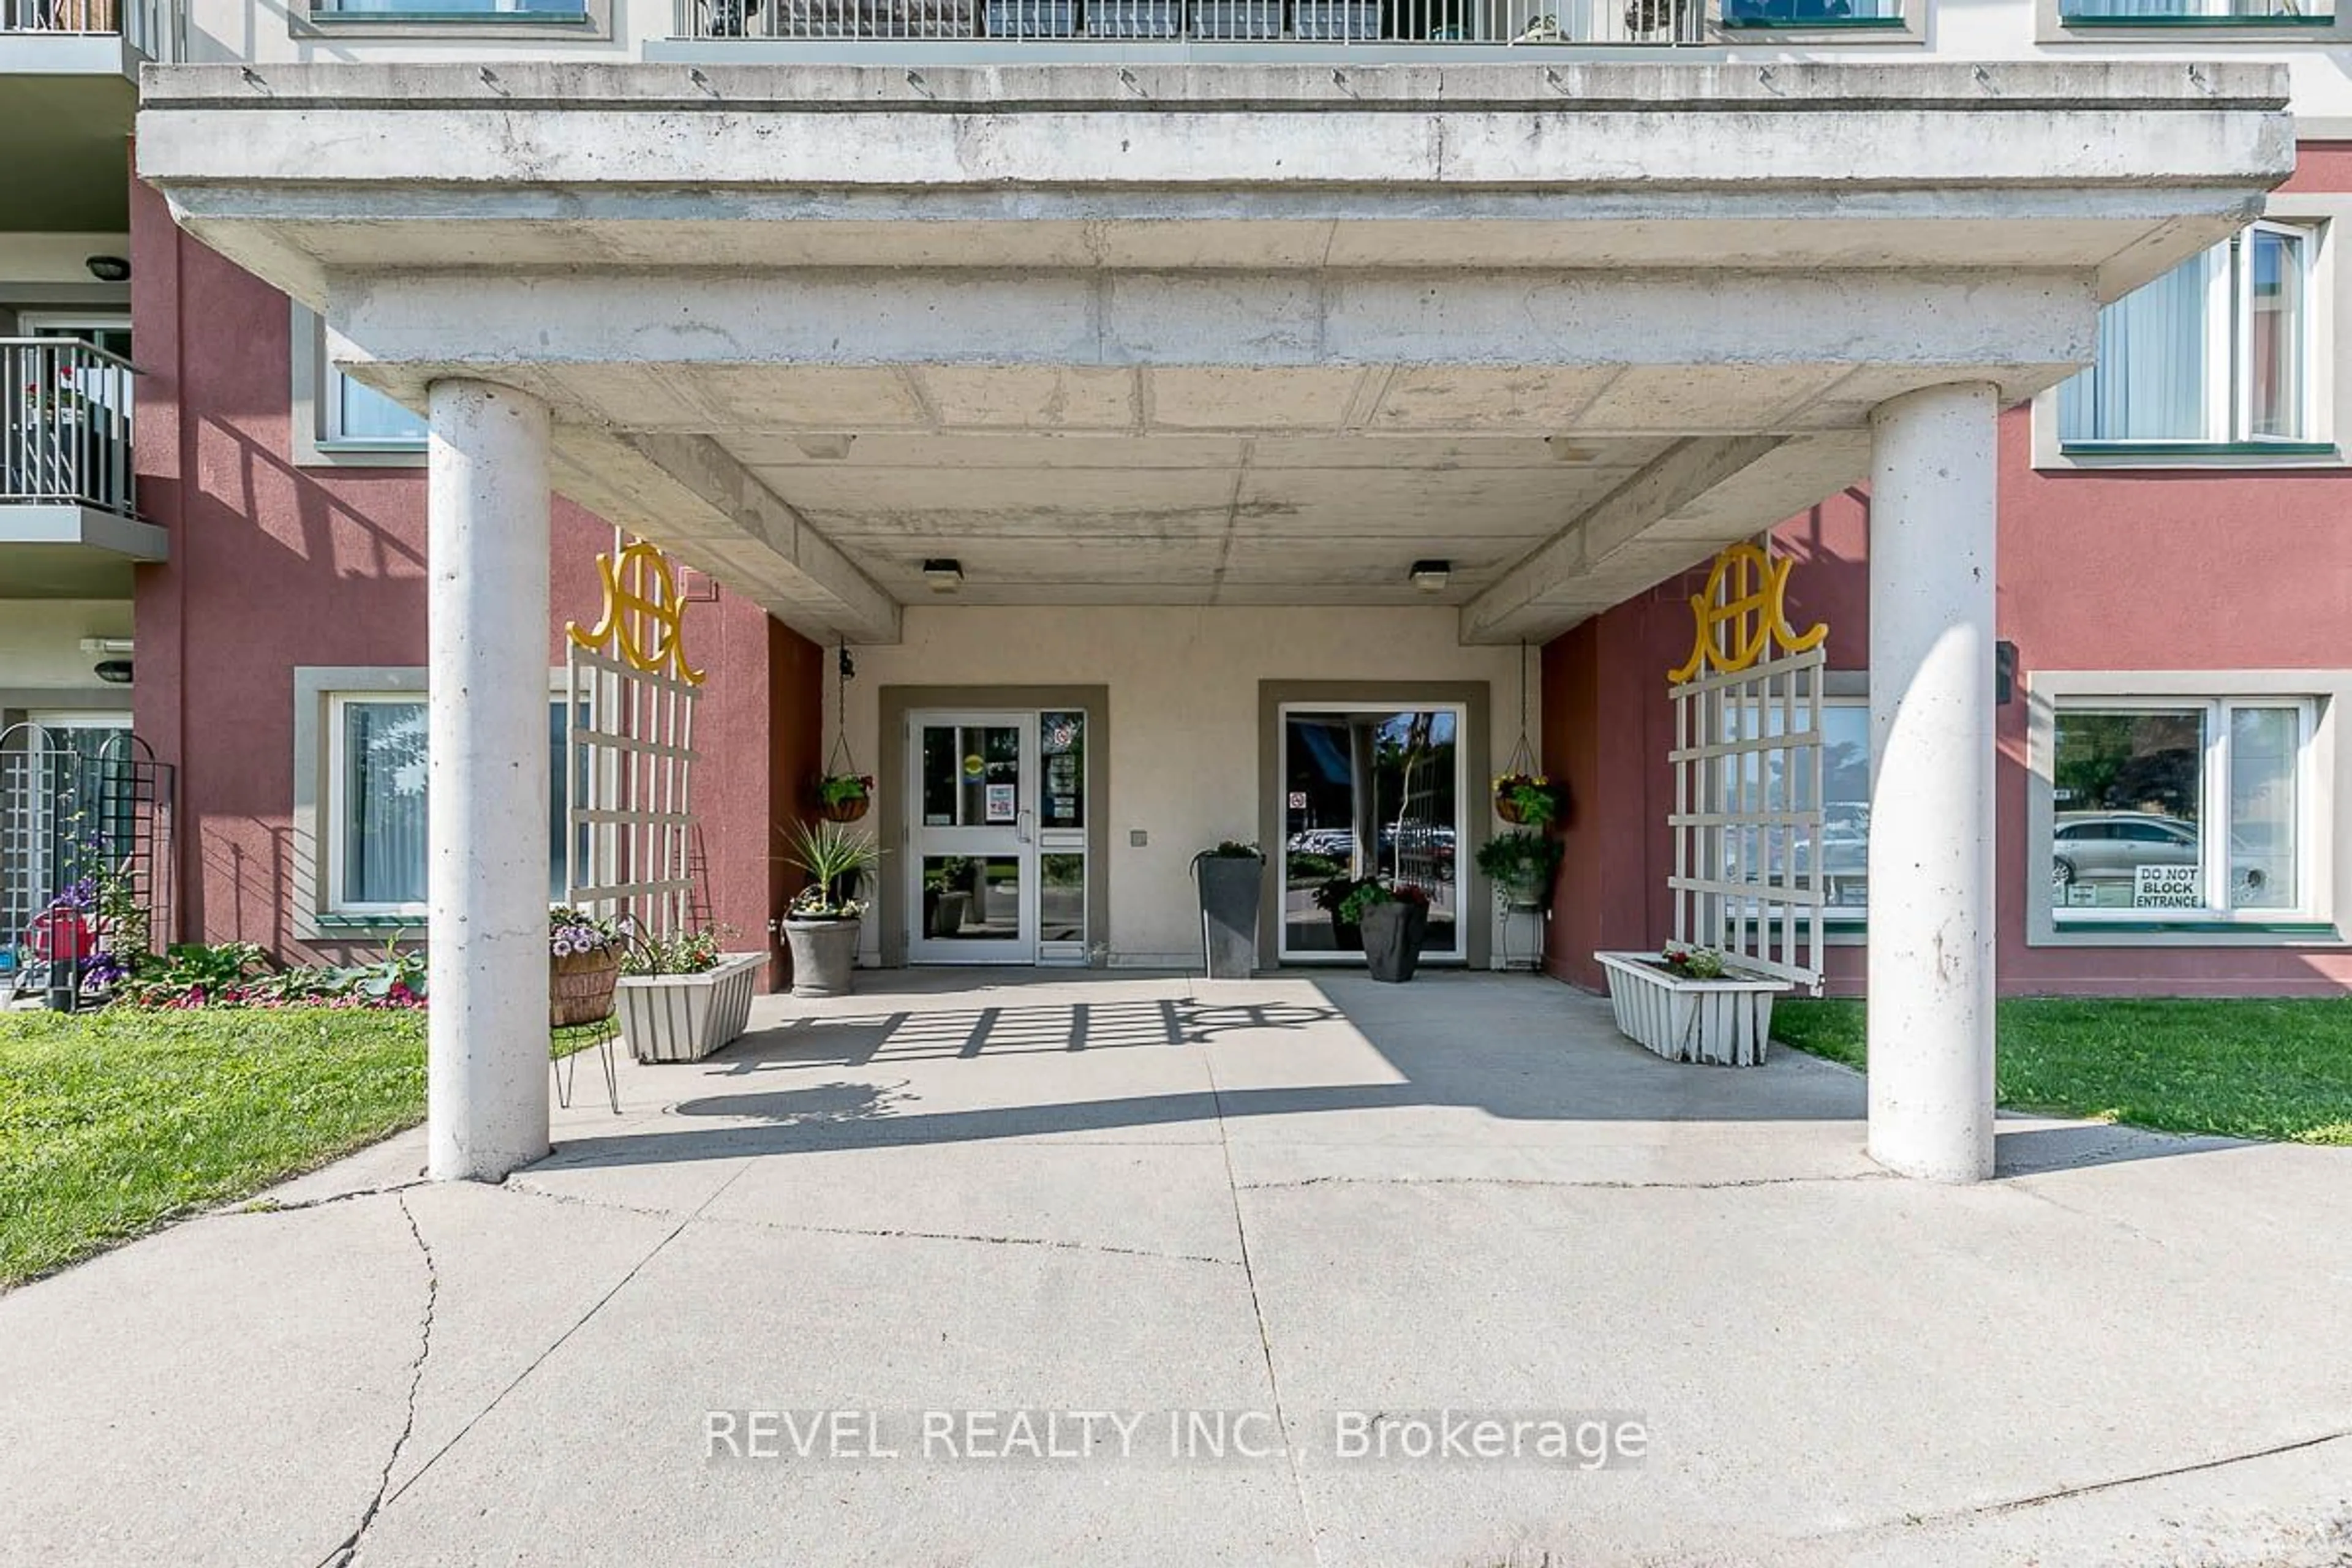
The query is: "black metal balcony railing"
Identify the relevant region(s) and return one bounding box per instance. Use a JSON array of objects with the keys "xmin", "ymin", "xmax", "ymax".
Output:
[
  {"xmin": 2, "ymin": 340, "xmax": 138, "ymax": 519},
  {"xmin": 675, "ymin": 0, "xmax": 1739, "ymax": 42},
  {"xmin": 2, "ymin": 0, "xmax": 181, "ymax": 56}
]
